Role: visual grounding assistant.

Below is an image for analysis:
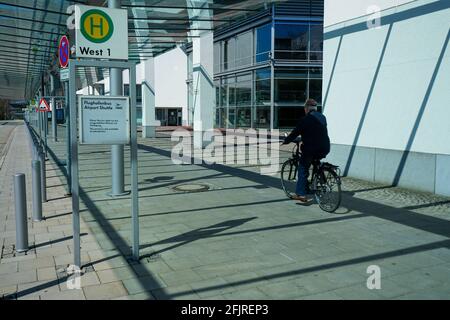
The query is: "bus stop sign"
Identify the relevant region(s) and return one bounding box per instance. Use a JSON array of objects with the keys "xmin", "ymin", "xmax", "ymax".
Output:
[{"xmin": 74, "ymin": 5, "xmax": 128, "ymax": 60}]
